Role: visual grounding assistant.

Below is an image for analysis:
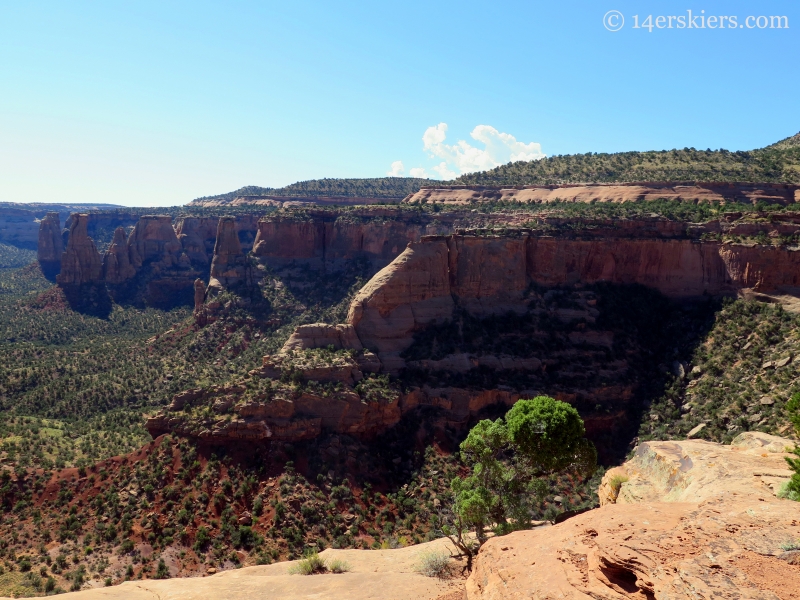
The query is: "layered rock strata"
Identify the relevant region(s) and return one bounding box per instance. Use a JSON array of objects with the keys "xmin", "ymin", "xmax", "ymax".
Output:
[
  {"xmin": 251, "ymin": 208, "xmax": 460, "ymax": 269},
  {"xmin": 145, "ymin": 349, "xmax": 529, "ymax": 445},
  {"xmin": 286, "ymin": 230, "xmax": 800, "ymax": 373},
  {"xmin": 36, "ymin": 212, "xmax": 64, "ymax": 277},
  {"xmin": 405, "ymin": 181, "xmax": 800, "ymax": 205},
  {"xmin": 467, "ymin": 432, "xmax": 799, "ymax": 599}
]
